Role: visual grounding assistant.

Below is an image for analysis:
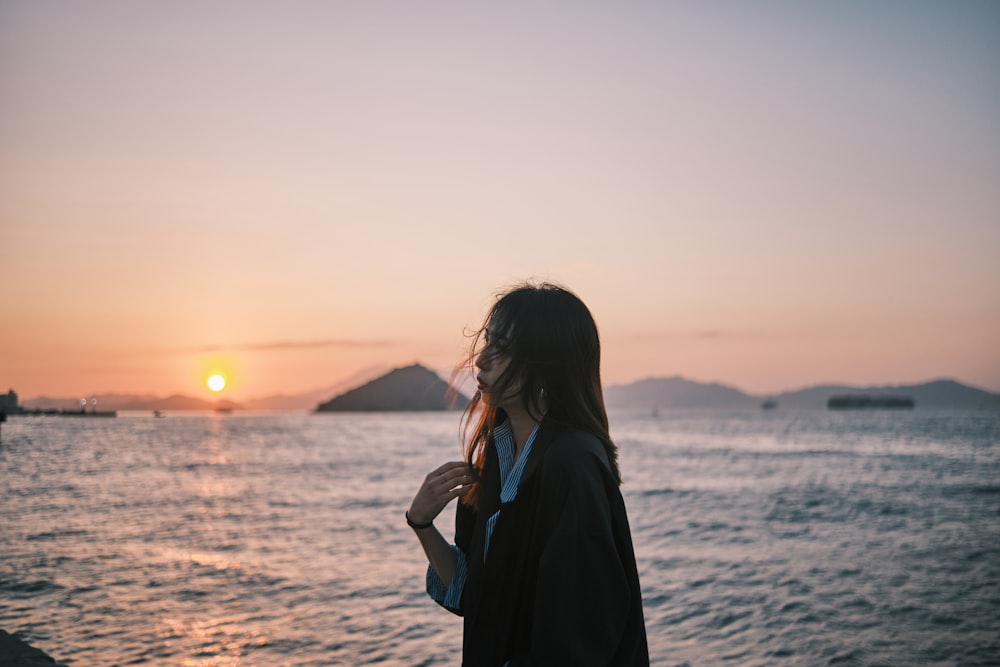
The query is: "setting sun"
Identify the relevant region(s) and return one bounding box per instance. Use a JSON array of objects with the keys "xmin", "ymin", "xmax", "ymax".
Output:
[{"xmin": 207, "ymin": 374, "xmax": 226, "ymax": 392}]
